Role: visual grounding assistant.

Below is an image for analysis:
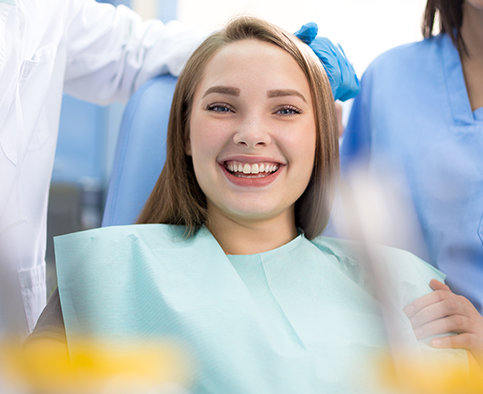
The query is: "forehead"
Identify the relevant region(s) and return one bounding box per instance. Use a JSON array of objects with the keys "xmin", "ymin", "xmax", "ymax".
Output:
[{"xmin": 195, "ymin": 39, "xmax": 312, "ymax": 100}]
